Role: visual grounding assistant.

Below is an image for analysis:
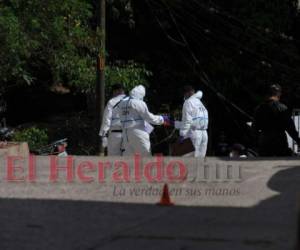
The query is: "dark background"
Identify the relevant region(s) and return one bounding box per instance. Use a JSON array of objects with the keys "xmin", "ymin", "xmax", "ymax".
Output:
[{"xmin": 2, "ymin": 0, "xmax": 300, "ymax": 155}]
